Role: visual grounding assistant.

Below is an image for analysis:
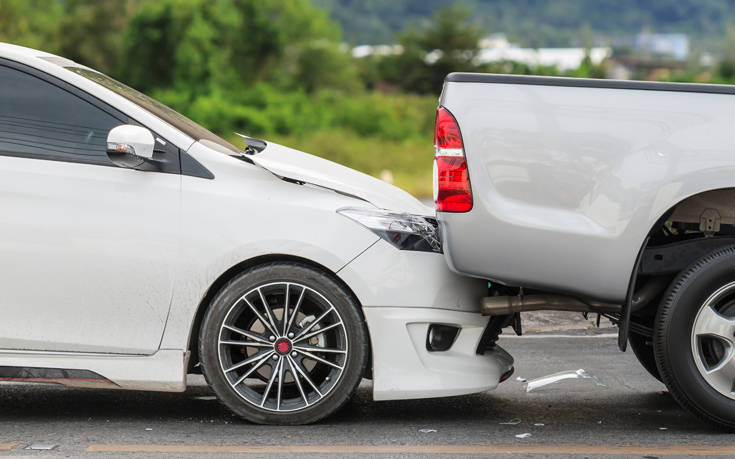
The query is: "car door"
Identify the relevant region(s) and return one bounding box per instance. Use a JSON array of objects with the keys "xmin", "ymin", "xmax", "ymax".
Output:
[{"xmin": 0, "ymin": 62, "xmax": 180, "ymax": 354}]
